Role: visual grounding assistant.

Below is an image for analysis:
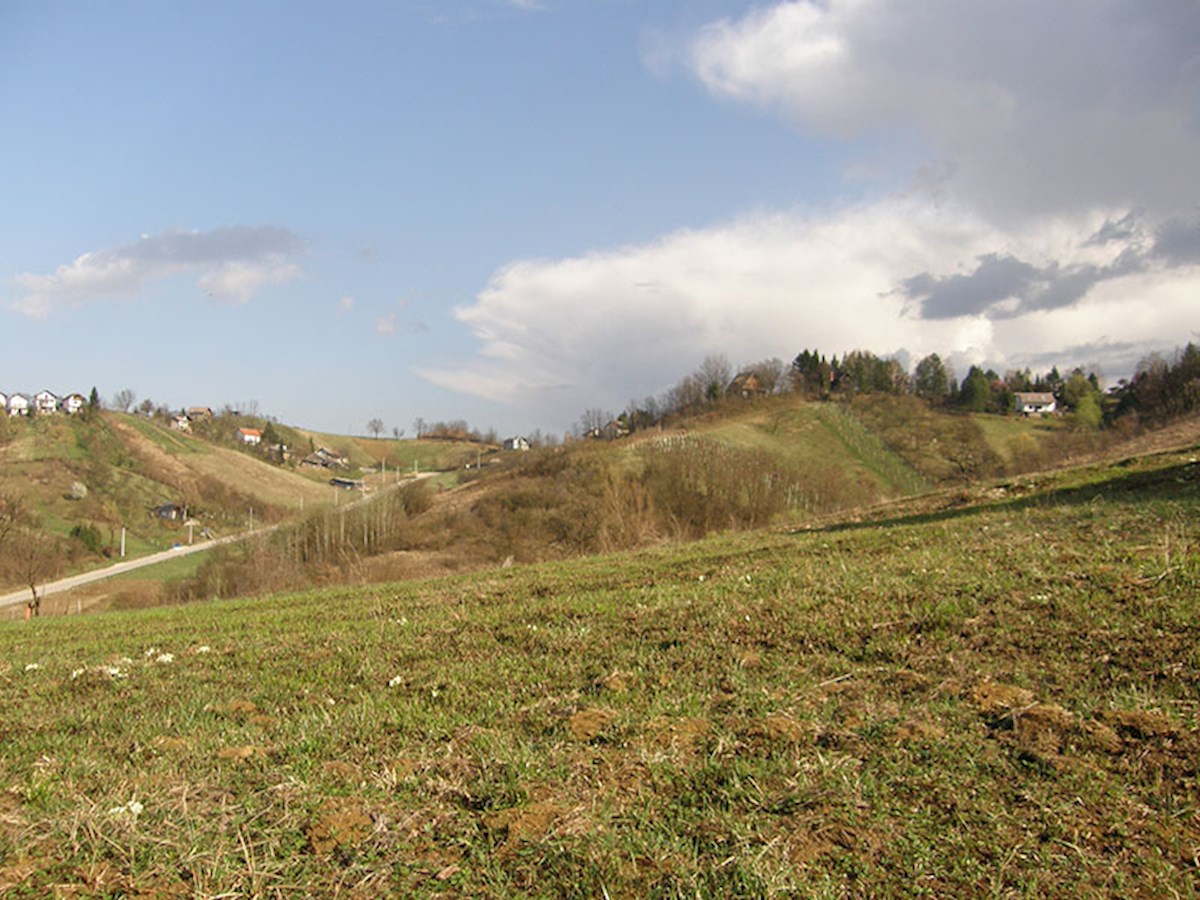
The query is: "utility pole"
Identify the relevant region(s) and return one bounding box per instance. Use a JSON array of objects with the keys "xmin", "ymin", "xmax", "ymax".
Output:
[{"xmin": 120, "ymin": 527, "xmax": 126, "ymax": 558}]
